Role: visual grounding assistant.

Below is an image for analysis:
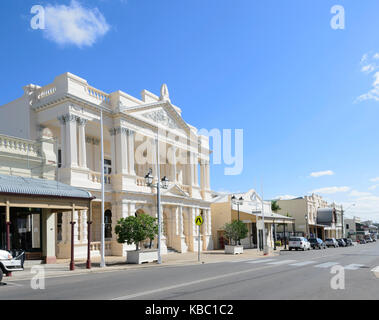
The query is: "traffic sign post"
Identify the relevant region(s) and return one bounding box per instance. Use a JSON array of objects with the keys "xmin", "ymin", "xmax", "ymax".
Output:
[{"xmin": 195, "ymin": 215, "xmax": 204, "ymax": 262}]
